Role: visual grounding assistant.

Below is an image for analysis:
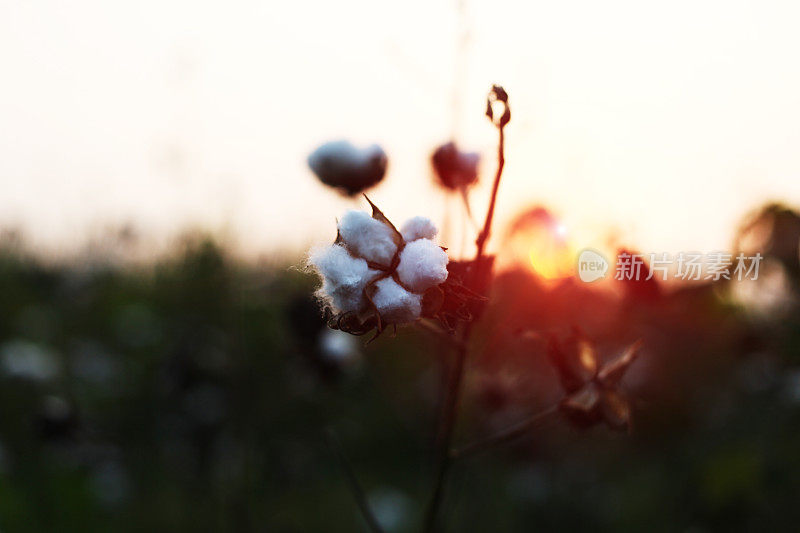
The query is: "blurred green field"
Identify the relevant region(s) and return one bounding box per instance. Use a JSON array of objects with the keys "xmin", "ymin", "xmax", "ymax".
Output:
[{"xmin": 1, "ymin": 232, "xmax": 800, "ymax": 532}]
